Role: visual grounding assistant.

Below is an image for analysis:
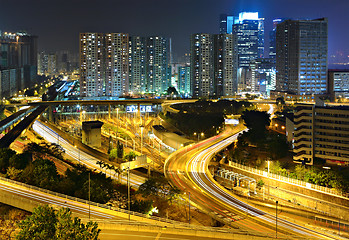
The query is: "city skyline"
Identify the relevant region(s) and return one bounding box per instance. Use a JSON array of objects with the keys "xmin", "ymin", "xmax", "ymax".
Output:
[{"xmin": 1, "ymin": 0, "xmax": 348, "ymax": 63}]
